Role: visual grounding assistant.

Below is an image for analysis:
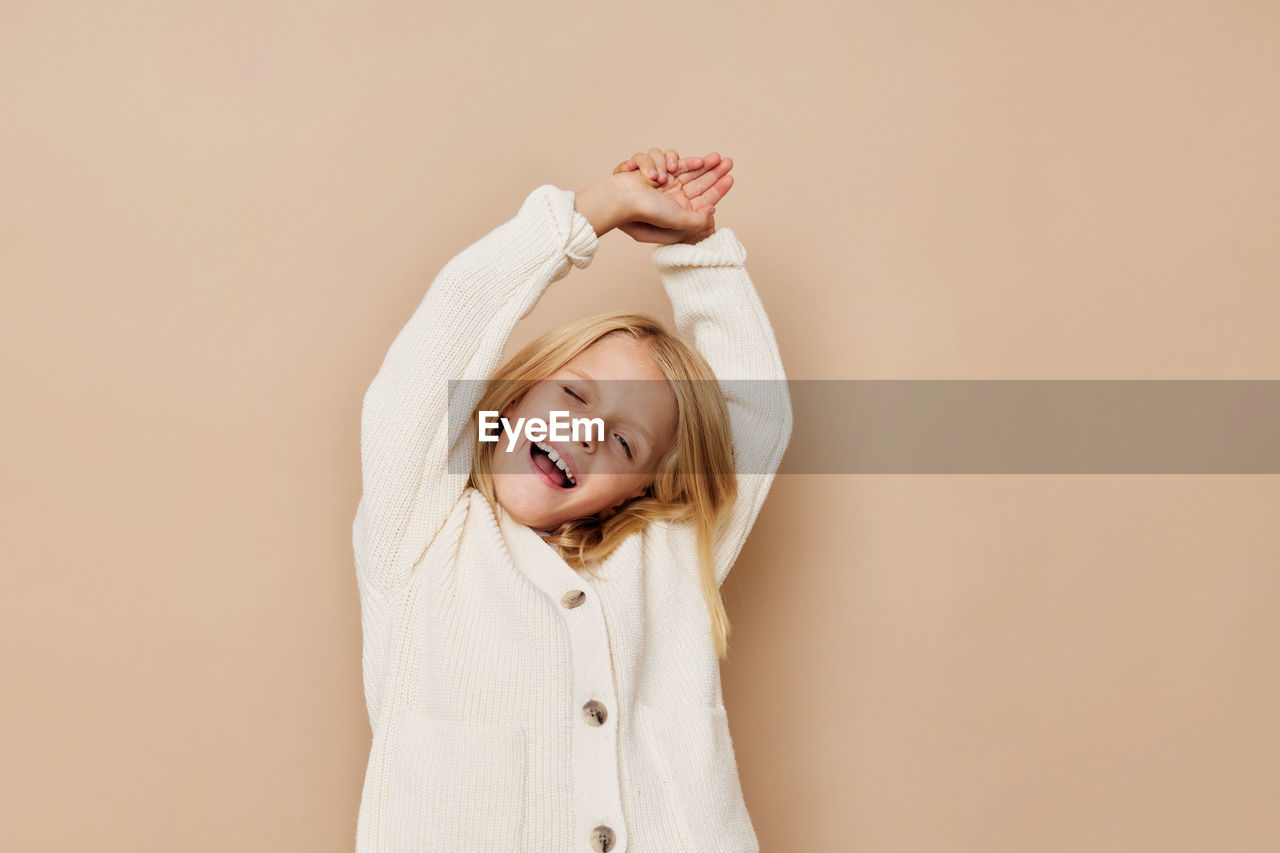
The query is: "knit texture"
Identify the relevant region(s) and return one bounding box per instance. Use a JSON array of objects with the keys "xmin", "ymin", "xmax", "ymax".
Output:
[{"xmin": 352, "ymin": 184, "xmax": 792, "ymax": 852}]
